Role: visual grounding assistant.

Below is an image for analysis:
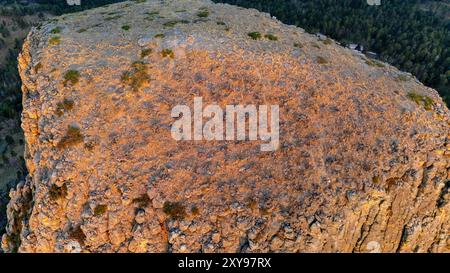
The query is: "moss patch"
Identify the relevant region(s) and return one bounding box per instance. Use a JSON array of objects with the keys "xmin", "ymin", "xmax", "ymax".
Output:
[
  {"xmin": 407, "ymin": 92, "xmax": 434, "ymax": 111},
  {"xmin": 121, "ymin": 61, "xmax": 150, "ymax": 92},
  {"xmin": 94, "ymin": 204, "xmax": 108, "ymax": 216},
  {"xmin": 63, "ymin": 70, "xmax": 80, "ymax": 86},
  {"xmin": 56, "ymin": 98, "xmax": 74, "ymax": 117},
  {"xmin": 248, "ymin": 32, "xmax": 262, "ymax": 40},
  {"xmin": 49, "ymin": 36, "xmax": 61, "ymax": 46},
  {"xmin": 264, "ymin": 34, "xmax": 278, "ymax": 41}
]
